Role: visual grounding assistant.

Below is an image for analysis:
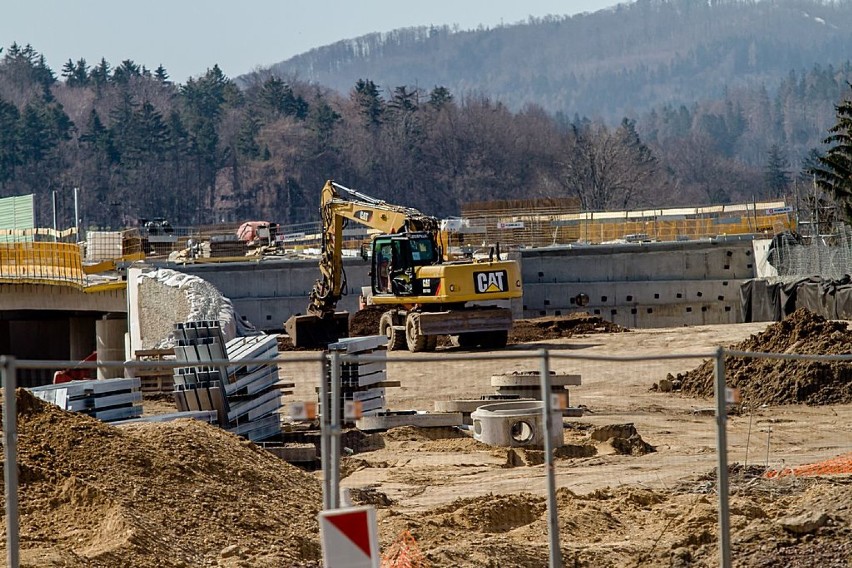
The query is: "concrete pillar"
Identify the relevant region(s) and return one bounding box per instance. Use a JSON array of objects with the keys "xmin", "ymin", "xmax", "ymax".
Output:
[
  {"xmin": 96, "ymin": 316, "xmax": 127, "ymax": 380},
  {"xmin": 69, "ymin": 317, "xmax": 96, "ymax": 361}
]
